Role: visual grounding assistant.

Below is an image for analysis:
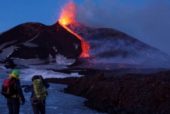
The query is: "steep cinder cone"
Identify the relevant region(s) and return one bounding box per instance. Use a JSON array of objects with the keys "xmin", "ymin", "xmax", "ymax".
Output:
[{"xmin": 0, "ymin": 22, "xmax": 82, "ymax": 61}]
